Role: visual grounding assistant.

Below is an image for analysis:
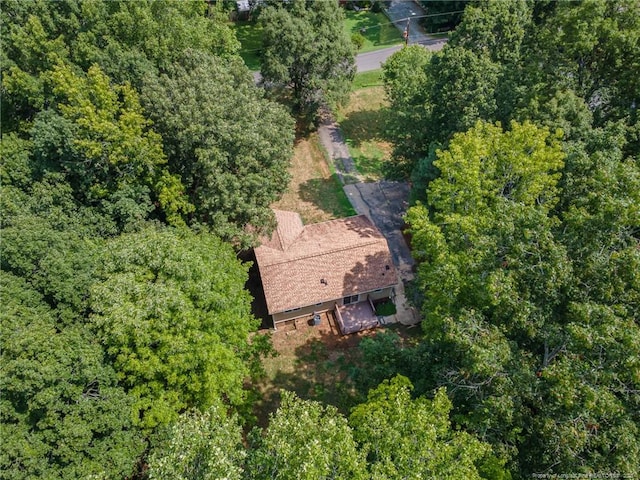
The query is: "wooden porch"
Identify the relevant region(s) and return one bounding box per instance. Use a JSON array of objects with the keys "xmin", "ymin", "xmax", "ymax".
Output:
[{"xmin": 334, "ymin": 300, "xmax": 379, "ymax": 335}]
